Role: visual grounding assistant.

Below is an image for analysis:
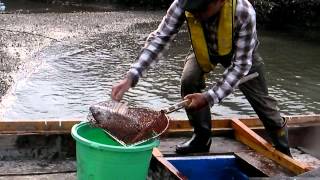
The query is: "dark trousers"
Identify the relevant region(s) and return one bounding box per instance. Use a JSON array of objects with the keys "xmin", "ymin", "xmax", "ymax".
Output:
[{"xmin": 181, "ymin": 52, "xmax": 290, "ymax": 154}]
